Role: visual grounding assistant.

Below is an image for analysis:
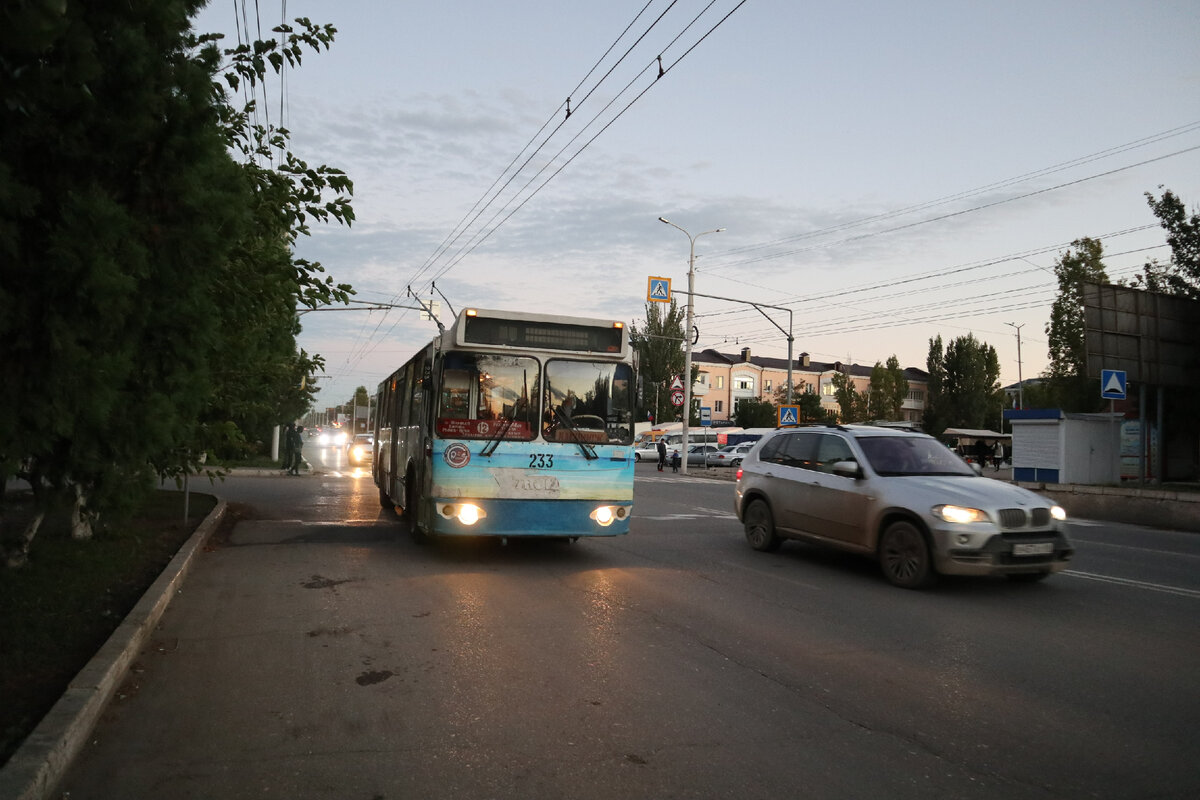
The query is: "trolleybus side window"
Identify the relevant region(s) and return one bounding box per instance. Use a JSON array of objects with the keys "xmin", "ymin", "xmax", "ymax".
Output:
[{"xmin": 542, "ymin": 359, "xmax": 633, "ymax": 445}]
